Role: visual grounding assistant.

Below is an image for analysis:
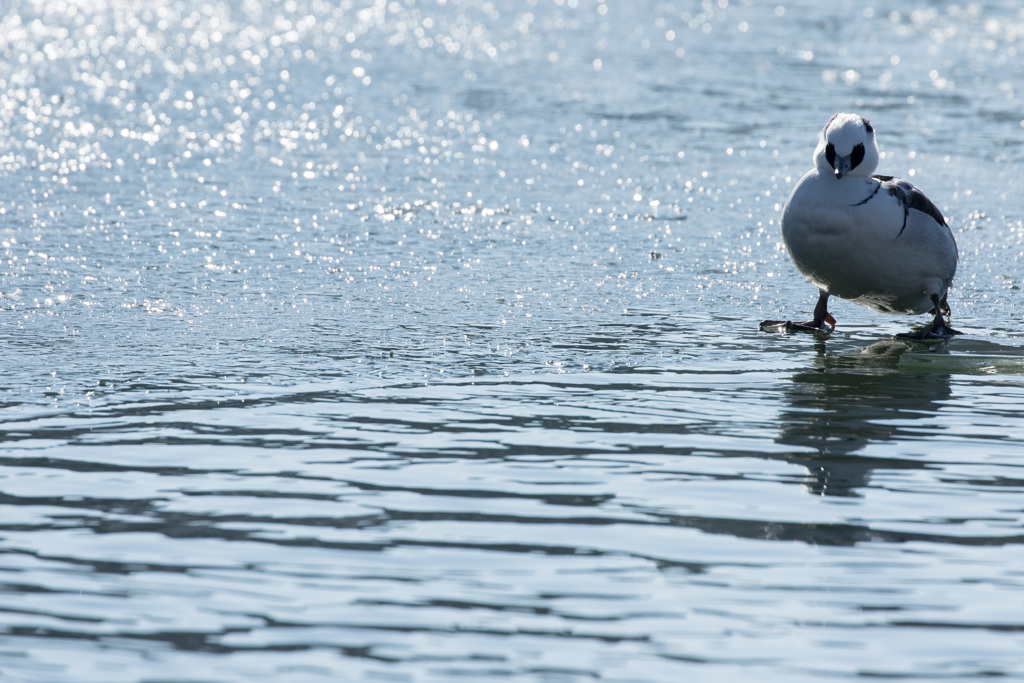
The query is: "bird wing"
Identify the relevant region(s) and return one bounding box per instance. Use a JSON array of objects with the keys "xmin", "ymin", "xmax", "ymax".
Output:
[
  {"xmin": 871, "ymin": 174, "xmax": 958, "ymax": 267},
  {"xmin": 871, "ymin": 174, "xmax": 947, "ymax": 233}
]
